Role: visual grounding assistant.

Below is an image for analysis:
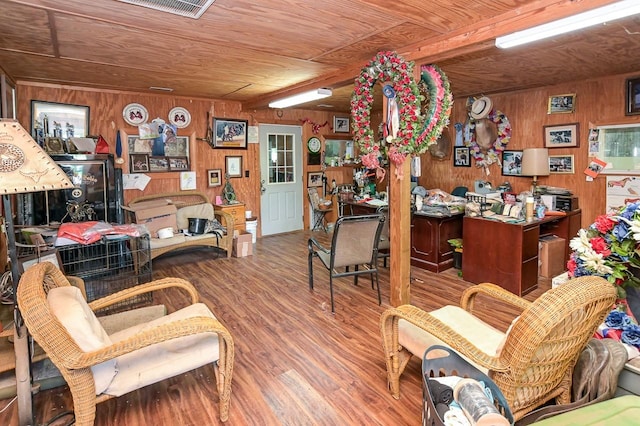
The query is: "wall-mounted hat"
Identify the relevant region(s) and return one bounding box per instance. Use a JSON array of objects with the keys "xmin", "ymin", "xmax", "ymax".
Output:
[{"xmin": 470, "ymin": 96, "xmax": 493, "ymax": 120}]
